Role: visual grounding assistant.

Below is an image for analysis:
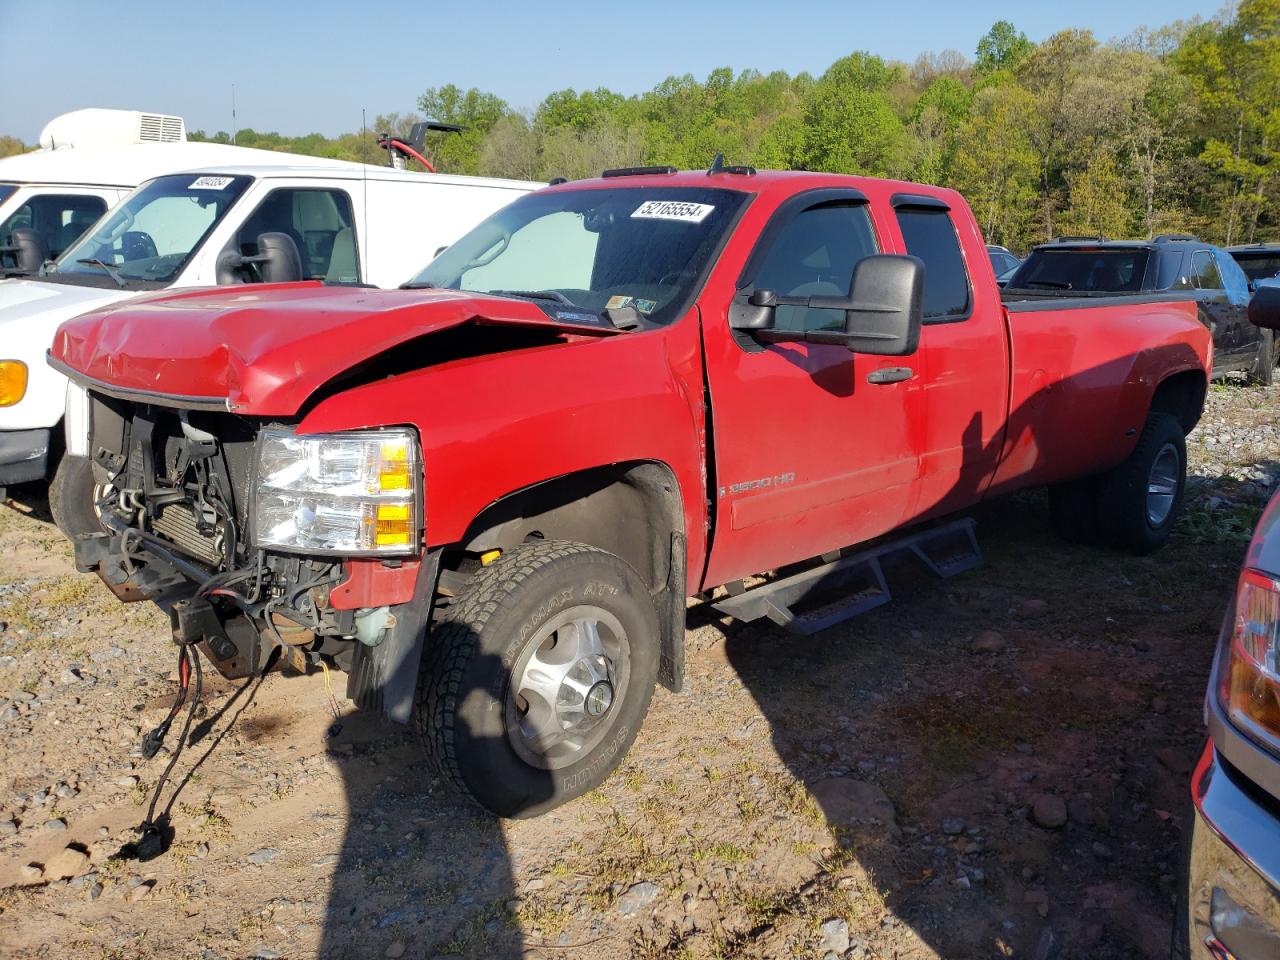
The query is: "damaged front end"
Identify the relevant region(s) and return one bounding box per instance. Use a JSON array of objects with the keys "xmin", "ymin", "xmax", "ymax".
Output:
[{"xmin": 72, "ymin": 389, "xmax": 428, "ymax": 716}]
